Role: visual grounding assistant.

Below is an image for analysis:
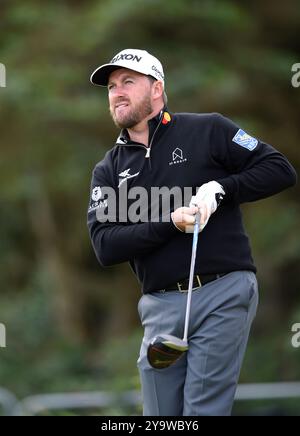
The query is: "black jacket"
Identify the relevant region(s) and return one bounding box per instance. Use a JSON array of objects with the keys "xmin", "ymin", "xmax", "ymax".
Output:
[{"xmin": 87, "ymin": 110, "xmax": 297, "ymax": 293}]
